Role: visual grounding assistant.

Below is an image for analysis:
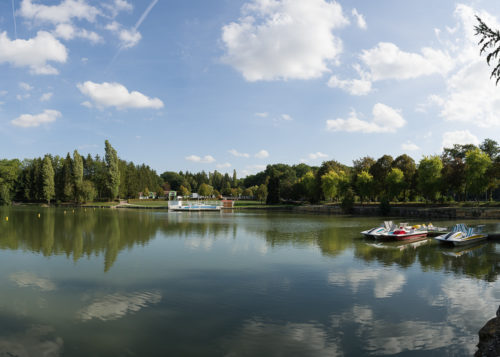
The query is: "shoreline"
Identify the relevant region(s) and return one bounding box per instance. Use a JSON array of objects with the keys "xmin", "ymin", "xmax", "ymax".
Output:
[{"xmin": 9, "ymin": 202, "xmax": 500, "ymax": 219}]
